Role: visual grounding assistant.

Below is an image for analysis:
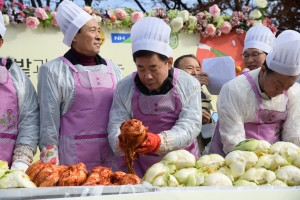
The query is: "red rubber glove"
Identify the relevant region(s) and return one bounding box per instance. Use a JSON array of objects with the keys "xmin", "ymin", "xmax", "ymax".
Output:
[
  {"xmin": 118, "ymin": 134, "xmax": 125, "ymax": 153},
  {"xmin": 135, "ymin": 132, "xmax": 161, "ymax": 154}
]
